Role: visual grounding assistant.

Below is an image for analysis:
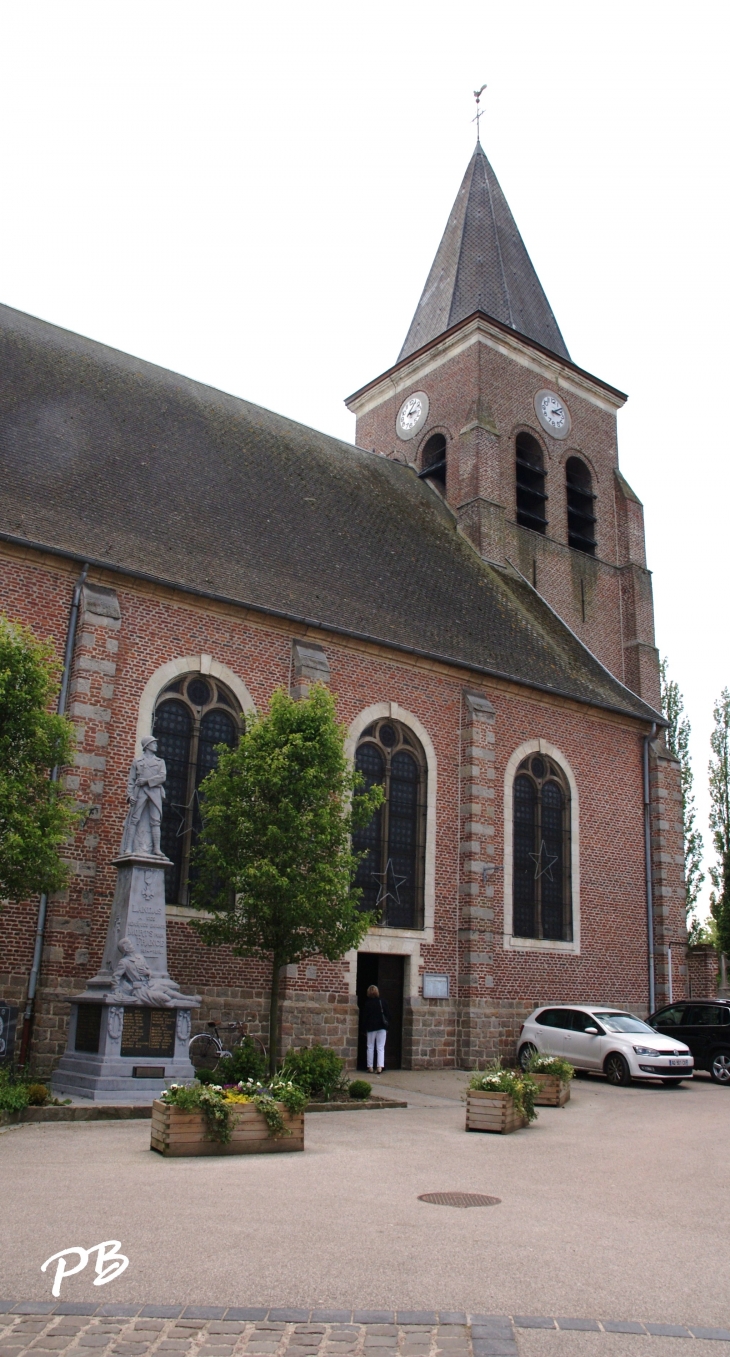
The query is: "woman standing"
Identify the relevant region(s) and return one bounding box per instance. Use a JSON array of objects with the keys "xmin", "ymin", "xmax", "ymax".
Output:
[{"xmin": 362, "ymin": 983, "xmax": 389, "ymax": 1074}]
